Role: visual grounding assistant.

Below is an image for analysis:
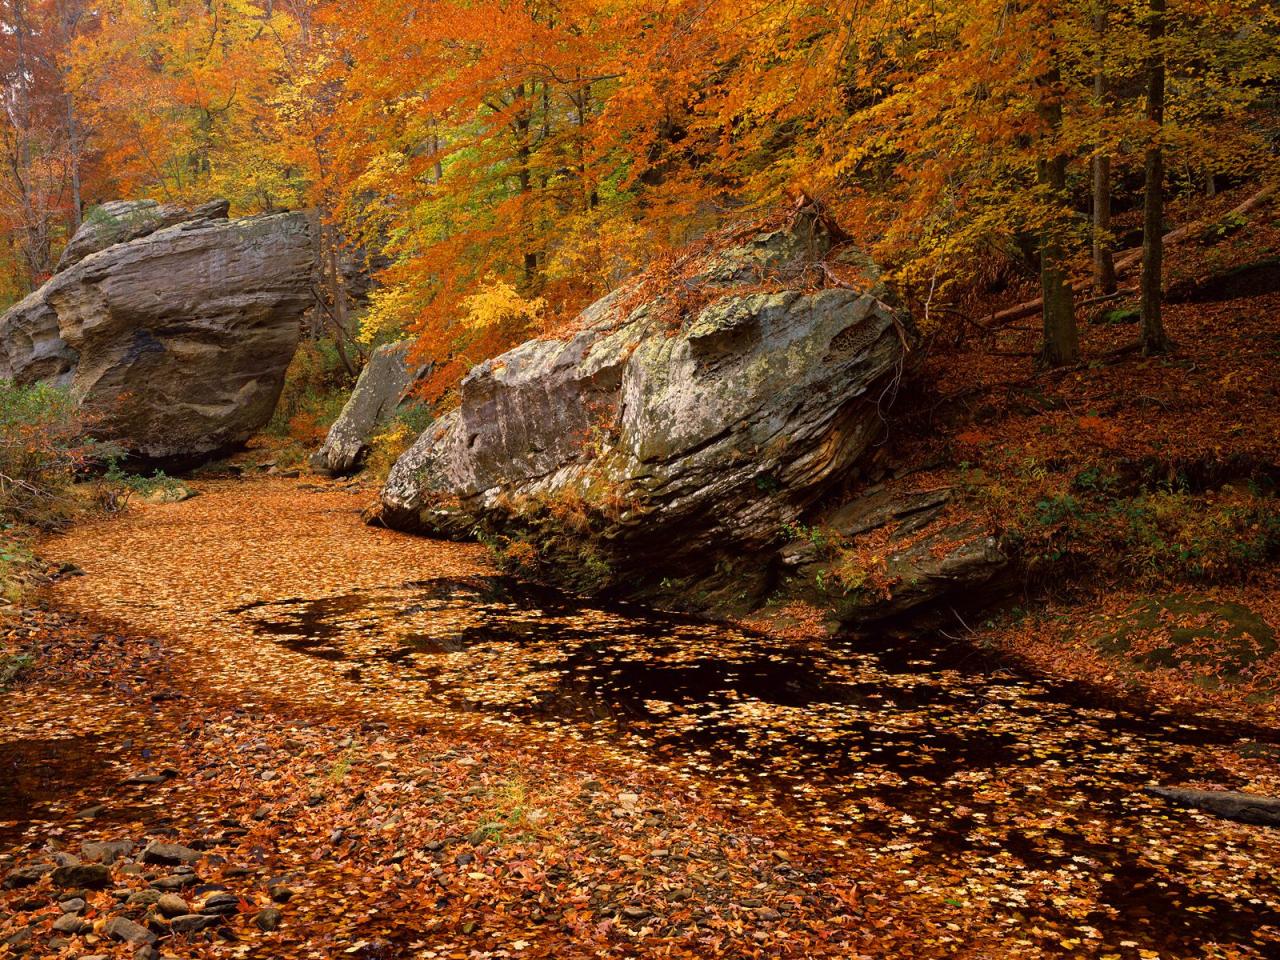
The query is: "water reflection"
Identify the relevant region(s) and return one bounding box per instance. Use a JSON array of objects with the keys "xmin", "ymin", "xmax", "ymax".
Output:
[{"xmin": 231, "ymin": 576, "xmax": 1280, "ymax": 955}]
